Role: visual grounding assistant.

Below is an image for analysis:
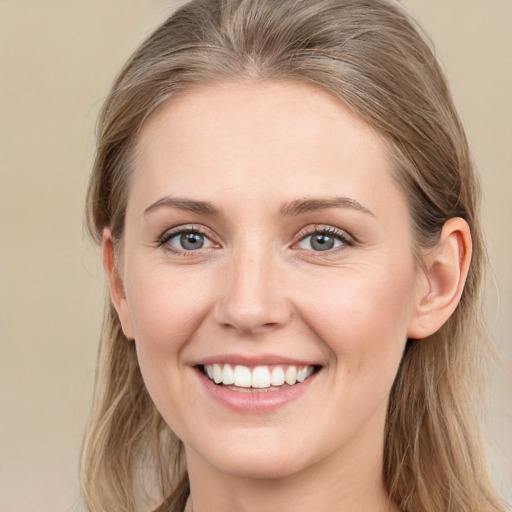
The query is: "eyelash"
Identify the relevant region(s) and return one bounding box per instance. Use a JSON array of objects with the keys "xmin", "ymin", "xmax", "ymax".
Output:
[
  {"xmin": 156, "ymin": 225, "xmax": 354, "ymax": 256},
  {"xmin": 294, "ymin": 226, "xmax": 354, "ymax": 253},
  {"xmin": 158, "ymin": 225, "xmax": 216, "ymax": 256}
]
